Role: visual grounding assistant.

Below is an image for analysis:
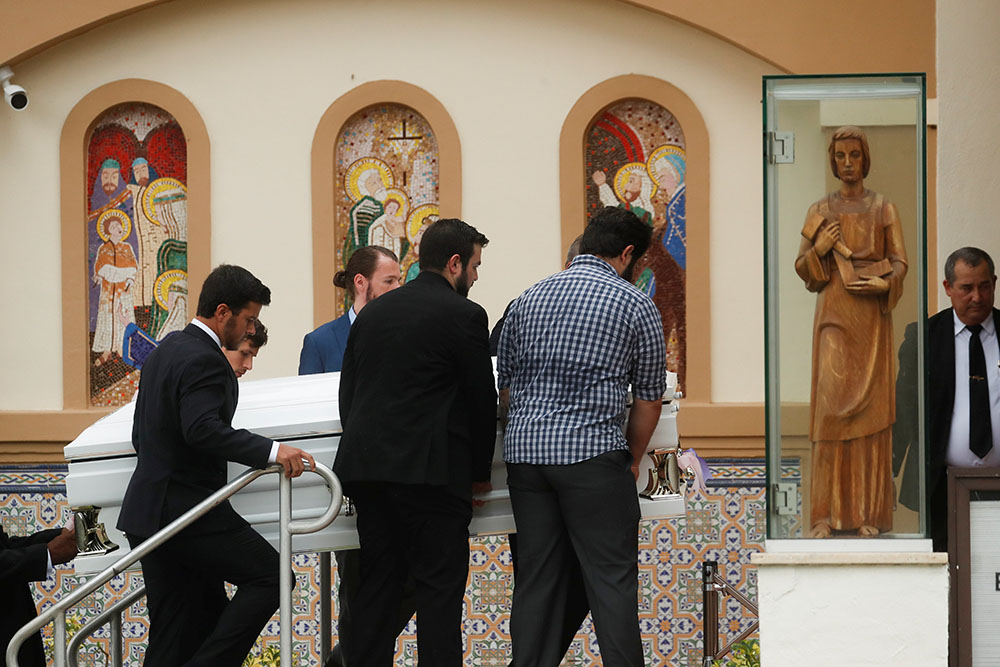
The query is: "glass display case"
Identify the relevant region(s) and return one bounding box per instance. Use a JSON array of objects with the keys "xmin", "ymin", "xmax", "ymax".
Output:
[{"xmin": 763, "ymin": 74, "xmax": 927, "ymax": 540}]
